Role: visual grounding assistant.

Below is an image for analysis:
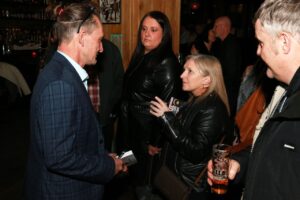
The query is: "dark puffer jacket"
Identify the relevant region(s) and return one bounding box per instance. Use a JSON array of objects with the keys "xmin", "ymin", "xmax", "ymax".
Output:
[{"xmin": 161, "ymin": 92, "xmax": 229, "ymax": 191}]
